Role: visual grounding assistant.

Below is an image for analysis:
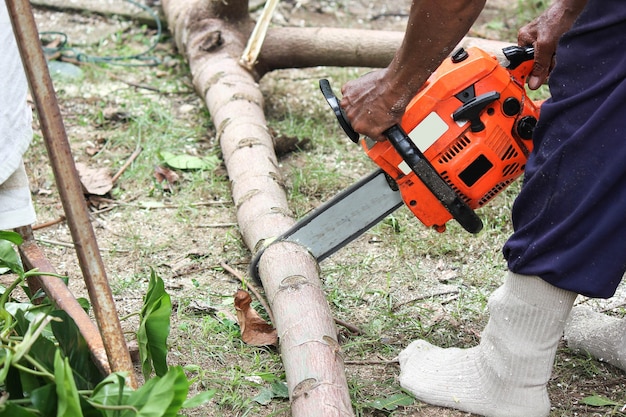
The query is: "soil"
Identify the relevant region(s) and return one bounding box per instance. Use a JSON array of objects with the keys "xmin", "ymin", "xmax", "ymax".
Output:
[{"xmin": 14, "ymin": 0, "xmax": 625, "ymax": 416}]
